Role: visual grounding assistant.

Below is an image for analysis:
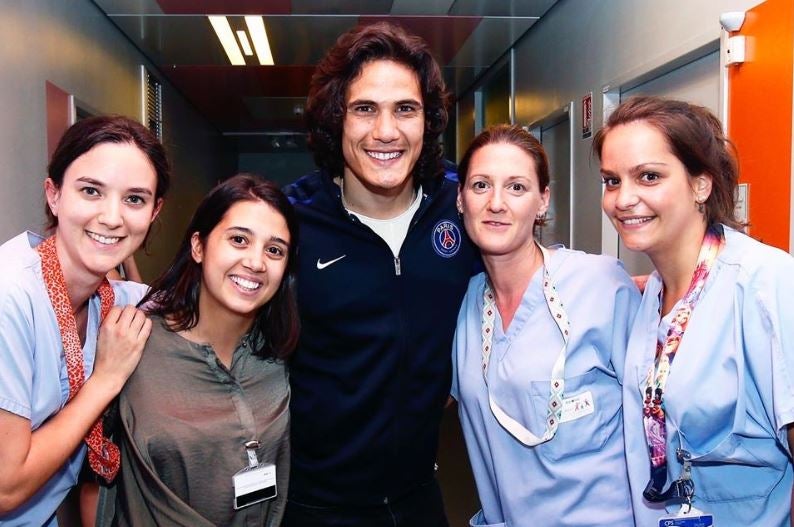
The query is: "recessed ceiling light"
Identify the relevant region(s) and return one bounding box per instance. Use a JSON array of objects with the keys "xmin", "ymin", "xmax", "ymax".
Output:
[
  {"xmin": 208, "ymin": 16, "xmax": 245, "ymax": 66},
  {"xmin": 236, "ymin": 30, "xmax": 254, "ymax": 56},
  {"xmin": 244, "ymin": 16, "xmax": 274, "ymax": 66}
]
